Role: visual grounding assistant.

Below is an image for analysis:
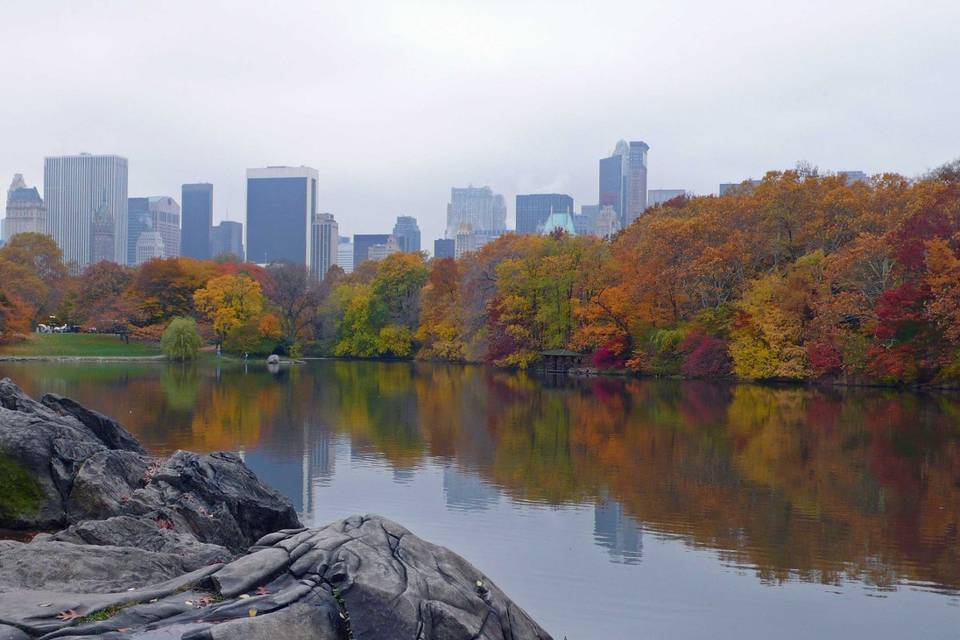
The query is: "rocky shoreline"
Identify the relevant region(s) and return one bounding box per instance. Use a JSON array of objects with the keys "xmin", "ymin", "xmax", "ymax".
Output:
[{"xmin": 0, "ymin": 379, "xmax": 550, "ymax": 639}]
